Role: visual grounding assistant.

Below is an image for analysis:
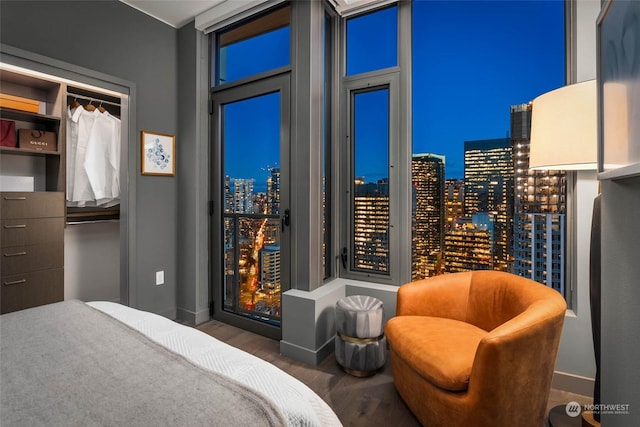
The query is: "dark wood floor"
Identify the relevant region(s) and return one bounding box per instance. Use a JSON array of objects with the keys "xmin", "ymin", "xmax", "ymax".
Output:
[{"xmin": 196, "ymin": 319, "xmax": 592, "ymax": 426}]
